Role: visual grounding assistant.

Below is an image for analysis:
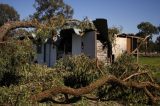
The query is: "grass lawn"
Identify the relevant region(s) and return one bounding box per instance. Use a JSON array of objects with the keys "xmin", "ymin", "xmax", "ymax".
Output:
[{"xmin": 139, "ymin": 56, "xmax": 160, "ymax": 67}]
